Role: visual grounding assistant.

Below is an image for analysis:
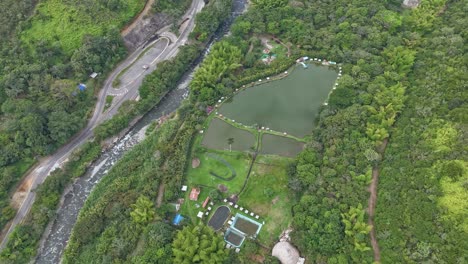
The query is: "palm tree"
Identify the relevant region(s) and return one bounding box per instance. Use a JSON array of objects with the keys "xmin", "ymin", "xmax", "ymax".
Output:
[
  {"xmin": 227, "ymin": 137, "xmax": 234, "ymax": 152},
  {"xmin": 130, "ymin": 195, "xmax": 156, "ymax": 225}
]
